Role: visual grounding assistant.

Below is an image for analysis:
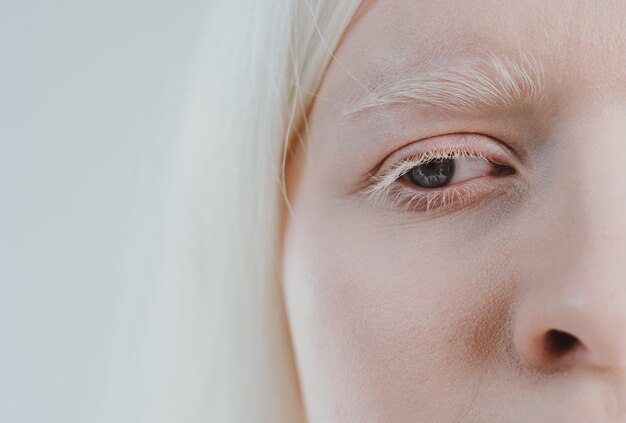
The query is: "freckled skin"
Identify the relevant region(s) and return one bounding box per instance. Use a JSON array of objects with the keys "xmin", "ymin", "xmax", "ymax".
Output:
[{"xmin": 282, "ymin": 1, "xmax": 626, "ymax": 421}]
